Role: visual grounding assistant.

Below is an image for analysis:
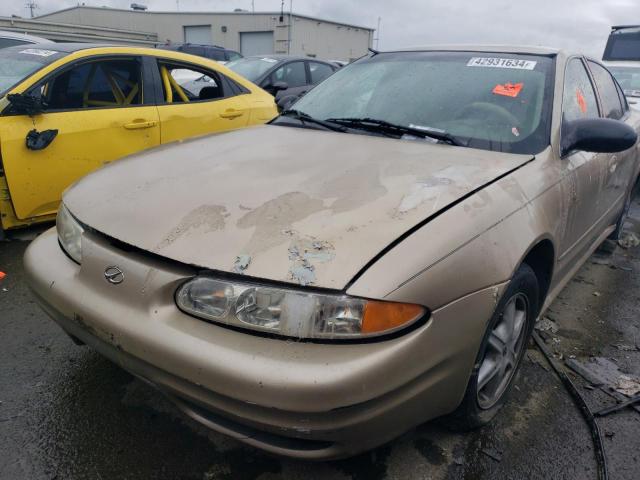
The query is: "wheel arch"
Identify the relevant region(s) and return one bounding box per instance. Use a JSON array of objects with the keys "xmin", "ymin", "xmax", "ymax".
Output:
[{"xmin": 517, "ymin": 238, "xmax": 556, "ymax": 315}]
